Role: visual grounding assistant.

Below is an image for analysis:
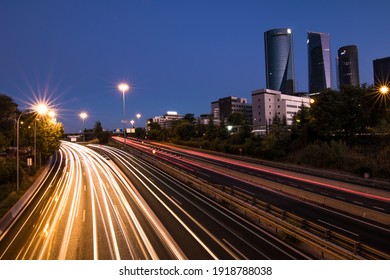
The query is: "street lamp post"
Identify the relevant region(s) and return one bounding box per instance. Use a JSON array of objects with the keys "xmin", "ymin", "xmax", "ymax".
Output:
[
  {"xmin": 16, "ymin": 111, "xmax": 30, "ymax": 192},
  {"xmin": 17, "ymin": 103, "xmax": 52, "ymax": 191},
  {"xmin": 80, "ymin": 112, "xmax": 88, "ymax": 142},
  {"xmin": 118, "ymin": 83, "xmax": 129, "ymax": 146},
  {"xmin": 34, "ymin": 117, "xmax": 37, "ymax": 169},
  {"xmin": 34, "ymin": 104, "xmax": 49, "ymax": 169}
]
